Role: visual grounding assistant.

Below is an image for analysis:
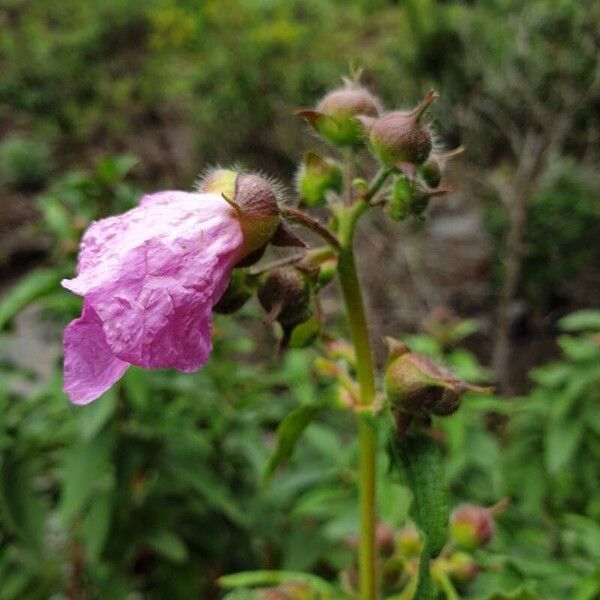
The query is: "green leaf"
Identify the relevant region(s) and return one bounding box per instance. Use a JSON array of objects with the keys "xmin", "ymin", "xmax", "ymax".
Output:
[
  {"xmin": 388, "ymin": 431, "xmax": 449, "ymax": 600},
  {"xmin": 263, "ymin": 403, "xmax": 322, "ymax": 485},
  {"xmin": 484, "ymin": 585, "xmax": 542, "ymax": 600},
  {"xmin": 59, "ymin": 432, "xmax": 113, "ymax": 523},
  {"xmin": 0, "ymin": 455, "xmax": 45, "ymax": 552},
  {"xmin": 0, "ymin": 269, "xmax": 65, "ymax": 330},
  {"xmin": 558, "ymin": 310, "xmax": 600, "ymax": 332},
  {"xmin": 39, "ymin": 195, "xmax": 73, "ymax": 241},
  {"xmin": 544, "ymin": 416, "xmax": 583, "ymax": 474},
  {"xmin": 219, "ymin": 570, "xmax": 341, "ymax": 597},
  {"xmin": 80, "ymin": 492, "xmax": 113, "ymax": 562},
  {"xmin": 79, "ymin": 389, "xmax": 117, "ymax": 441},
  {"xmin": 145, "ymin": 529, "xmax": 188, "ymax": 563}
]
